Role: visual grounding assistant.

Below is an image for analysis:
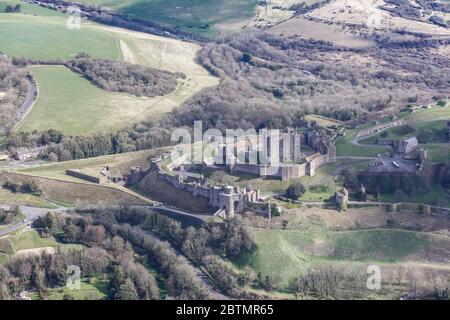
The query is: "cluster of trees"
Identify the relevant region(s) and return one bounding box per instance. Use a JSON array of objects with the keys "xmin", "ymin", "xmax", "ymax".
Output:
[
  {"xmin": 0, "ymin": 56, "xmax": 28, "ymax": 135},
  {"xmin": 290, "ymin": 0, "xmax": 331, "ymax": 16},
  {"xmin": 2, "ymin": 180, "xmax": 42, "ymax": 196},
  {"xmin": 92, "ymin": 207, "xmax": 256, "ymax": 297},
  {"xmin": 193, "ymin": 29, "xmax": 450, "ymax": 127},
  {"xmin": 0, "ymin": 212, "xmax": 162, "ymax": 300},
  {"xmin": 5, "ymin": 124, "xmax": 172, "ymax": 162},
  {"xmin": 286, "ymin": 182, "xmax": 306, "ymax": 200},
  {"xmin": 439, "ymin": 162, "xmax": 450, "ymax": 191},
  {"xmin": 382, "ymin": 0, "xmax": 449, "ymax": 27},
  {"xmin": 67, "ymin": 54, "xmax": 180, "ymax": 97},
  {"xmin": 34, "ymin": 0, "xmax": 208, "ymax": 42},
  {"xmin": 32, "ymin": 210, "xmax": 211, "ymax": 299},
  {"xmin": 0, "ymin": 207, "xmax": 19, "ymax": 225},
  {"xmin": 342, "ymin": 169, "xmax": 431, "ymax": 197},
  {"xmin": 4, "ymin": 4, "xmax": 21, "ymax": 13},
  {"xmin": 0, "ymin": 242, "xmax": 159, "ymax": 300},
  {"xmin": 381, "ymin": 0, "xmax": 421, "ymax": 19}
]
